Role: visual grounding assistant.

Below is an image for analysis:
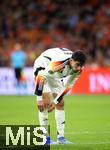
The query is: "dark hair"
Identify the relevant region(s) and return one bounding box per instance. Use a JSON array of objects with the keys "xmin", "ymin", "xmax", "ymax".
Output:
[{"xmin": 71, "ymin": 50, "xmax": 86, "ymax": 66}]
